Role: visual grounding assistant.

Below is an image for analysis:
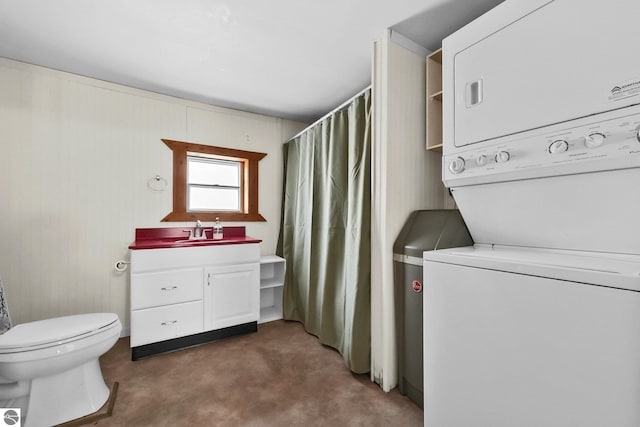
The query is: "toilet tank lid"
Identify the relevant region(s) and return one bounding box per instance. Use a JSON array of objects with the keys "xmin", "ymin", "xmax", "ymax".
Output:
[{"xmin": 0, "ymin": 313, "xmax": 119, "ymax": 350}]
